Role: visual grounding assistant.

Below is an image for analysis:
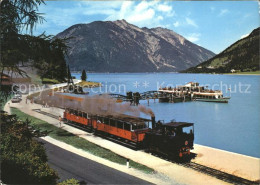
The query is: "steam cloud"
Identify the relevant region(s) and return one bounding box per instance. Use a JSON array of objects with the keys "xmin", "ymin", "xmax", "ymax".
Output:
[{"xmin": 37, "ymin": 92, "xmax": 154, "ymax": 117}]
